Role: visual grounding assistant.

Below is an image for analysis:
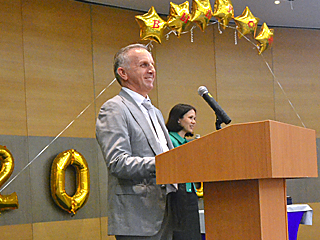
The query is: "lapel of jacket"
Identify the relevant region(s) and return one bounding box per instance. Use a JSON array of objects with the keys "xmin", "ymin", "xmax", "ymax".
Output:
[
  {"xmin": 119, "ymin": 90, "xmax": 162, "ymax": 155},
  {"xmin": 155, "ymin": 110, "xmax": 174, "ymax": 150}
]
